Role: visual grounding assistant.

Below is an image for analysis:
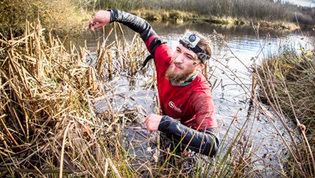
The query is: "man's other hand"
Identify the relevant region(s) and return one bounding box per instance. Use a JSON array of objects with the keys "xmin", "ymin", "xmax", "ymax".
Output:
[
  {"xmin": 89, "ymin": 10, "xmax": 111, "ymax": 31},
  {"xmin": 144, "ymin": 114, "xmax": 162, "ymax": 132}
]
